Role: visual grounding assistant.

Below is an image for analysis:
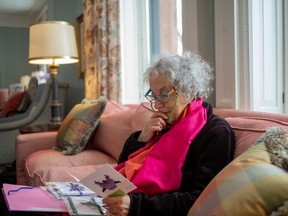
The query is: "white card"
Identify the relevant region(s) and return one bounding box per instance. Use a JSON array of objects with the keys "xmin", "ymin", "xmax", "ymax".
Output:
[{"xmin": 80, "ymin": 164, "xmax": 137, "ymax": 198}]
